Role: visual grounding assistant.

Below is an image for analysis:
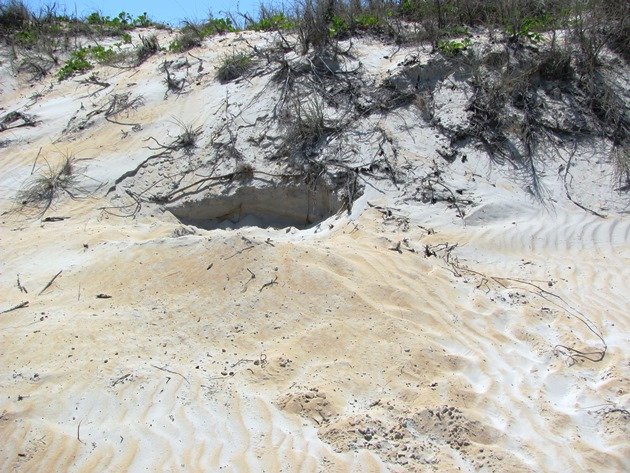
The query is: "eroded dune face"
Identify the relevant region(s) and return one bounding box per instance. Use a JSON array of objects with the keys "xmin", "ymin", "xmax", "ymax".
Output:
[{"xmin": 0, "ymin": 27, "xmax": 628, "ymax": 473}]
